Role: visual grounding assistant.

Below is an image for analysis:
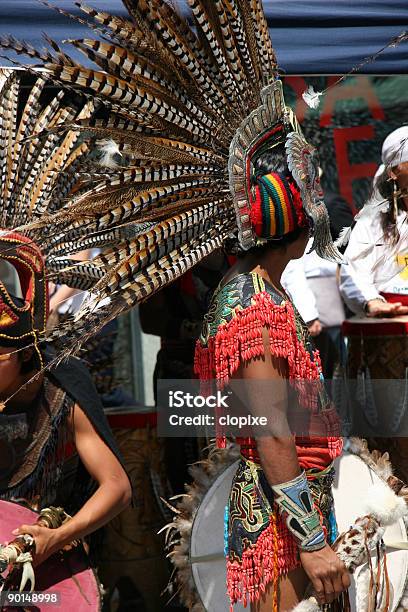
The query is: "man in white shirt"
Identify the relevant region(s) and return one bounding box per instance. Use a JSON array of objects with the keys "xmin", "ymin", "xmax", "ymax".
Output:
[
  {"xmin": 340, "ymin": 126, "xmax": 408, "ymax": 316},
  {"xmin": 282, "ymin": 241, "xmax": 346, "ymax": 378},
  {"xmin": 338, "ymin": 127, "xmax": 408, "ymax": 484},
  {"xmin": 282, "ymin": 244, "xmax": 343, "ymax": 331}
]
